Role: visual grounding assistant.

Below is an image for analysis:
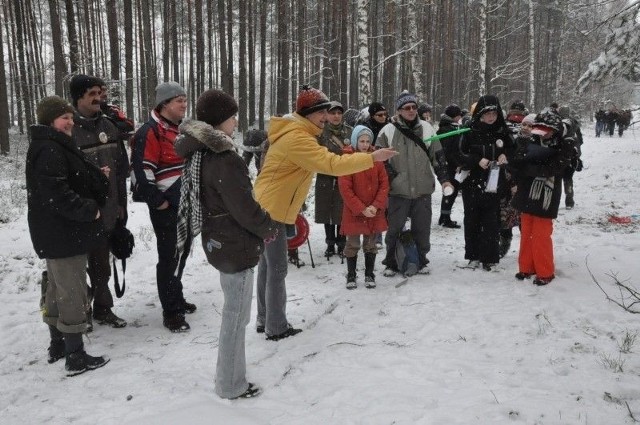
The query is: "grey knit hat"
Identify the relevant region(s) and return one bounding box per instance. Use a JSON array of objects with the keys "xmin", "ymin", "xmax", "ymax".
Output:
[
  {"xmin": 155, "ymin": 82, "xmax": 186, "ymax": 109},
  {"xmin": 396, "ymin": 91, "xmax": 418, "ymax": 110}
]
